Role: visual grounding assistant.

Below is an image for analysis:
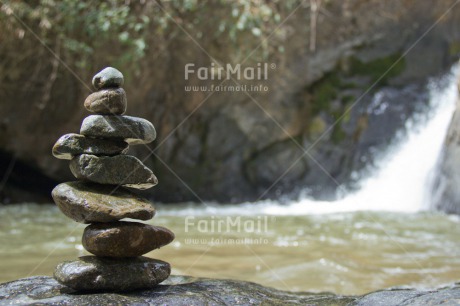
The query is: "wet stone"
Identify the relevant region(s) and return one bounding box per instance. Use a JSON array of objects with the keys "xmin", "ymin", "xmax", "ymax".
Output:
[
  {"xmin": 51, "ymin": 181, "xmax": 155, "ymax": 223},
  {"xmin": 52, "ymin": 133, "xmax": 128, "ymax": 160},
  {"xmin": 54, "ymin": 256, "xmax": 170, "ymax": 292},
  {"xmin": 92, "ymin": 67, "xmax": 124, "ymax": 90},
  {"xmin": 80, "ymin": 115, "xmax": 156, "ymax": 145},
  {"xmin": 69, "ymin": 154, "xmax": 157, "ymax": 189},
  {"xmin": 84, "ymin": 88, "xmax": 127, "ymax": 115},
  {"xmin": 82, "ymin": 221, "xmax": 175, "ymax": 257}
]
